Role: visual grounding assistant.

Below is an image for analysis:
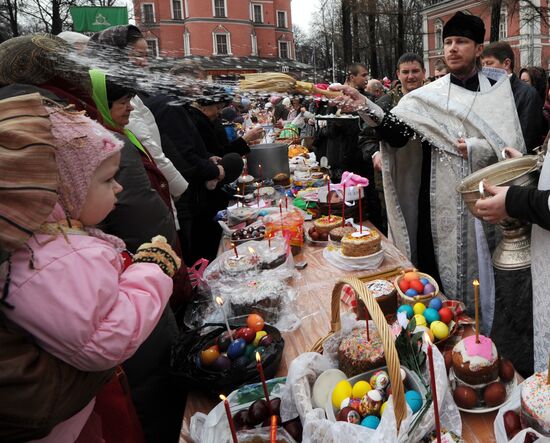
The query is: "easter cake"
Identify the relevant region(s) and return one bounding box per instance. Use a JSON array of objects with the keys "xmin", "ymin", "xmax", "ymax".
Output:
[
  {"xmin": 520, "ymin": 370, "xmax": 550, "ymax": 436},
  {"xmin": 365, "ymin": 279, "xmax": 397, "ymax": 317},
  {"xmin": 229, "ymin": 279, "xmax": 288, "ymax": 322},
  {"xmin": 328, "ymin": 225, "xmax": 356, "ymax": 243},
  {"xmin": 313, "ymin": 215, "xmax": 343, "ymax": 234},
  {"xmin": 451, "ymin": 335, "xmax": 499, "ymax": 385},
  {"xmin": 340, "ymin": 229, "xmax": 381, "ymax": 257},
  {"xmin": 221, "ymin": 254, "xmax": 259, "ymax": 276},
  {"xmin": 338, "ymin": 328, "xmax": 385, "ymax": 377}
]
